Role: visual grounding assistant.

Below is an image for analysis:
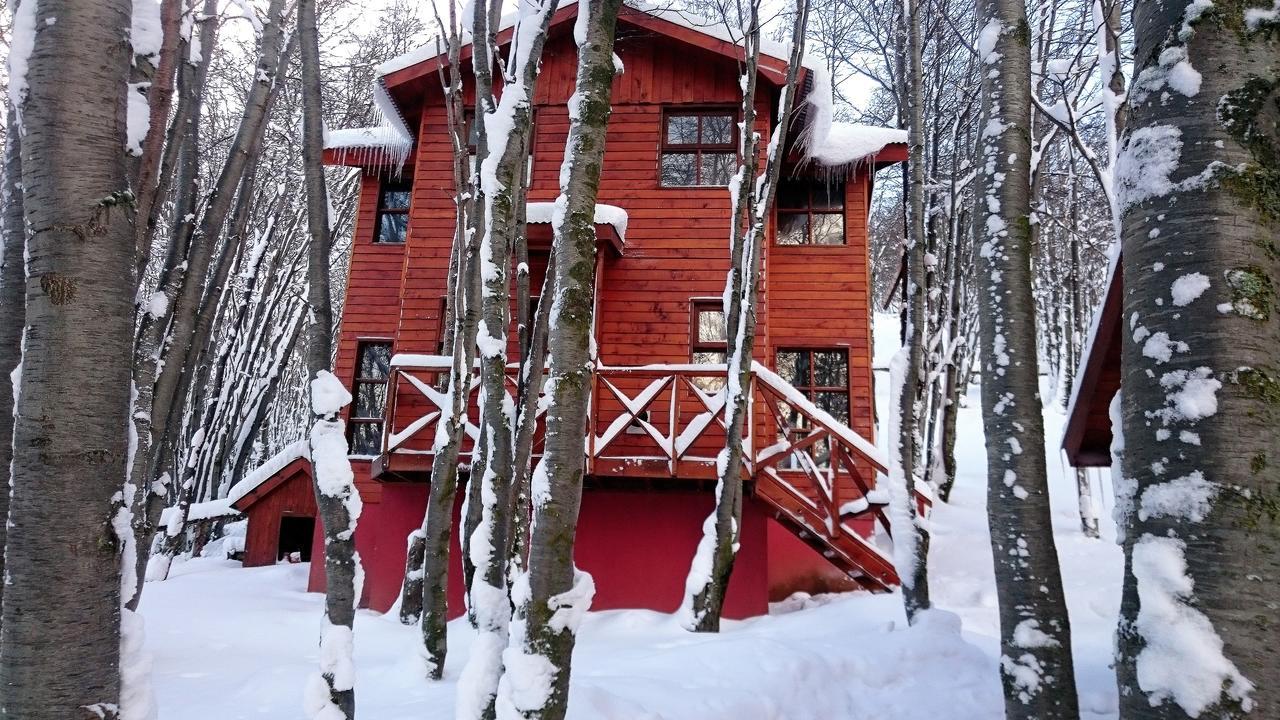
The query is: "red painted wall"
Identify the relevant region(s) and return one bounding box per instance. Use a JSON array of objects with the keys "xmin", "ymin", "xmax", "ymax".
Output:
[{"xmin": 241, "ymin": 463, "xmax": 318, "ymax": 568}]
